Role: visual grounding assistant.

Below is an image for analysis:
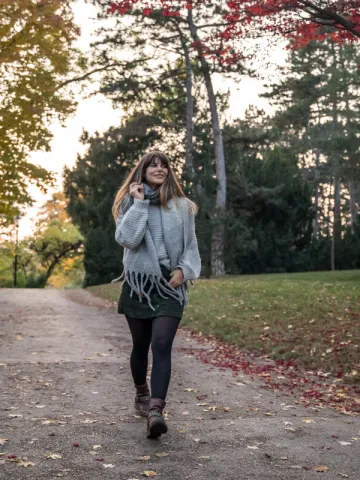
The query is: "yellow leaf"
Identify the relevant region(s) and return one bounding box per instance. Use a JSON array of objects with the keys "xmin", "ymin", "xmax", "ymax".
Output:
[
  {"xmin": 92, "ymin": 445, "xmax": 102, "ymax": 450},
  {"xmin": 302, "ymin": 419, "xmax": 315, "ymax": 424},
  {"xmin": 314, "ymin": 465, "xmax": 328, "ymax": 472},
  {"xmin": 46, "ymin": 453, "xmax": 62, "ymax": 460},
  {"xmin": 18, "ymin": 460, "xmax": 35, "ymax": 467},
  {"xmin": 155, "ymin": 452, "xmax": 169, "ymax": 457},
  {"xmin": 143, "ymin": 471, "xmax": 158, "ymax": 477},
  {"xmin": 136, "ymin": 456, "xmax": 150, "ymax": 461}
]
